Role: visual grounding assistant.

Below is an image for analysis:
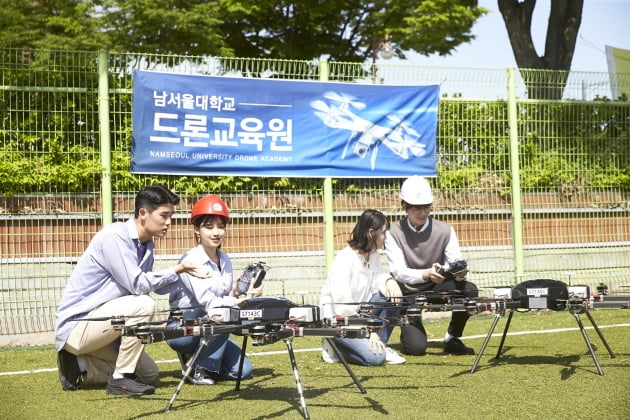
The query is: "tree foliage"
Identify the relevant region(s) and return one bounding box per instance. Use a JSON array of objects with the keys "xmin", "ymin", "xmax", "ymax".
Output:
[
  {"xmin": 498, "ymin": 0, "xmax": 584, "ymax": 99},
  {"xmin": 1, "ymin": 0, "xmax": 487, "ymax": 63},
  {"xmin": 93, "ymin": 0, "xmax": 233, "ymax": 57},
  {"xmin": 211, "ymin": 0, "xmax": 488, "ymax": 62},
  {"xmin": 0, "ymin": 0, "xmax": 106, "ymax": 51}
]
